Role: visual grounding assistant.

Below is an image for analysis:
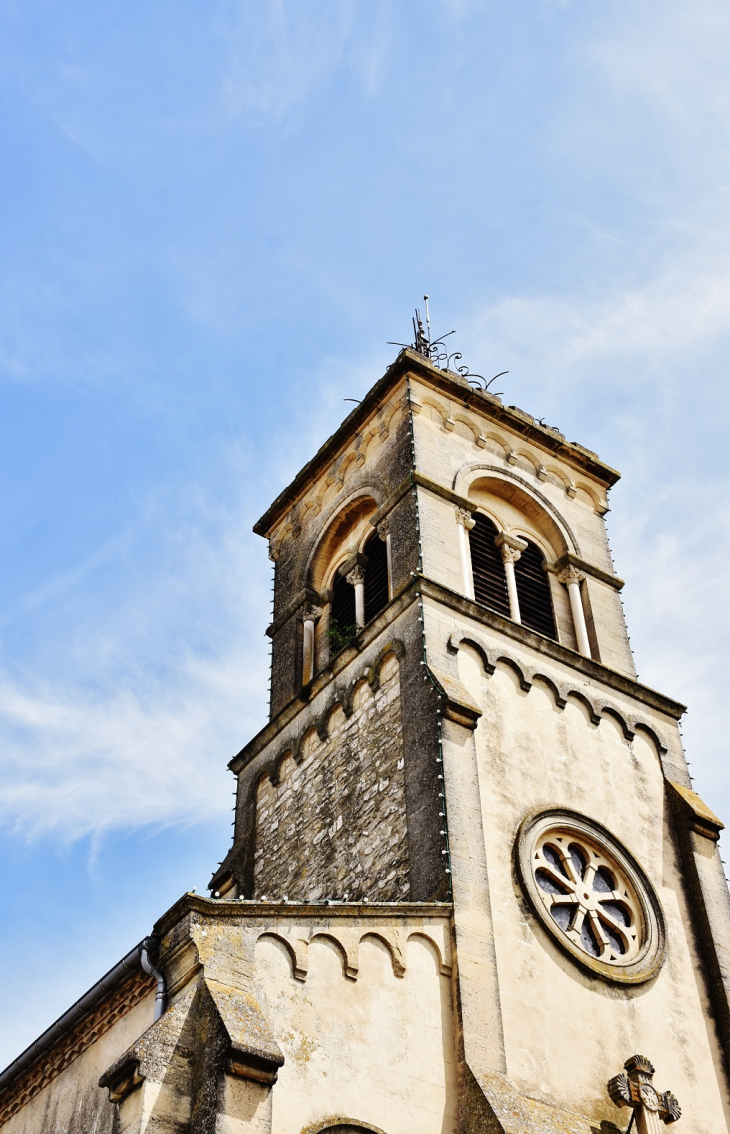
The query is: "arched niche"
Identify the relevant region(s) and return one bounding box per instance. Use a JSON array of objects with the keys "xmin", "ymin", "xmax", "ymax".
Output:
[{"xmin": 307, "ymin": 492, "xmax": 379, "ymax": 592}]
